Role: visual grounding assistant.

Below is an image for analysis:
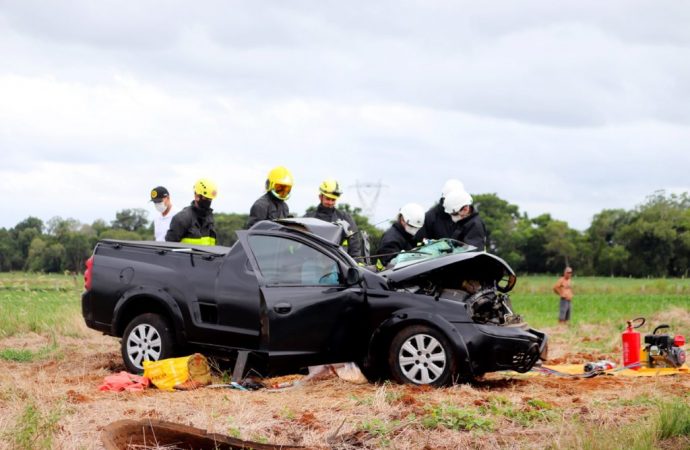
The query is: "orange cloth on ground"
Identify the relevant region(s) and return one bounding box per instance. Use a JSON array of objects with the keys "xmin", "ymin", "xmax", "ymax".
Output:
[{"xmin": 99, "ymin": 371, "xmax": 151, "ymax": 392}]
